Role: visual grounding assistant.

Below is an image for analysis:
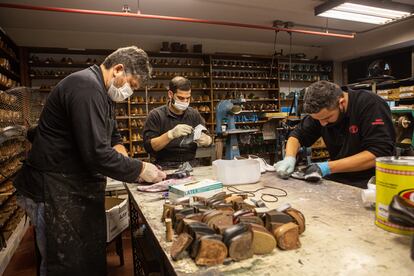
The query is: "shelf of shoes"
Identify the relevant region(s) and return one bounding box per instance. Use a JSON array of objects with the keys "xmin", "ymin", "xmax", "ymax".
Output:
[
  {"xmin": 24, "ymin": 47, "xmax": 112, "ymax": 125},
  {"xmin": 0, "ymin": 31, "xmax": 21, "ymax": 91},
  {"xmin": 0, "ymin": 87, "xmax": 27, "ymax": 255},
  {"xmin": 210, "ymin": 55, "xmax": 280, "ymax": 163},
  {"xmin": 22, "ymin": 47, "xmax": 334, "ymax": 164},
  {"xmin": 278, "ymin": 60, "xmax": 333, "ymax": 110}
]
